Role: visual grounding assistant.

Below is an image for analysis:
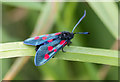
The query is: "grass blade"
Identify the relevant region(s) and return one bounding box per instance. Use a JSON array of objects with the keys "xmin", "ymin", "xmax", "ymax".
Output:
[
  {"xmin": 2, "ymin": 2, "xmax": 43, "ymax": 11},
  {"xmin": 87, "ymin": 1, "xmax": 118, "ymax": 39},
  {"xmin": 0, "ymin": 42, "xmax": 119, "ymax": 66}
]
